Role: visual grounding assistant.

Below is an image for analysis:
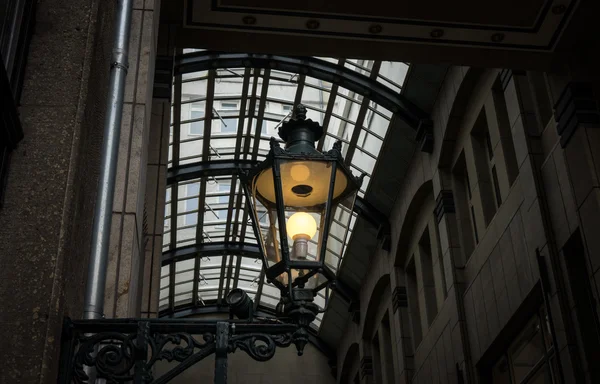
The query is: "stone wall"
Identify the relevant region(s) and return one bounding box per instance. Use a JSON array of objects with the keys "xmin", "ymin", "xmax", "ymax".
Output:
[
  {"xmin": 0, "ymin": 0, "xmax": 162, "ymax": 381},
  {"xmin": 336, "ymin": 63, "xmax": 600, "ymax": 383},
  {"xmin": 0, "ymin": 0, "xmax": 116, "ymax": 382}
]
